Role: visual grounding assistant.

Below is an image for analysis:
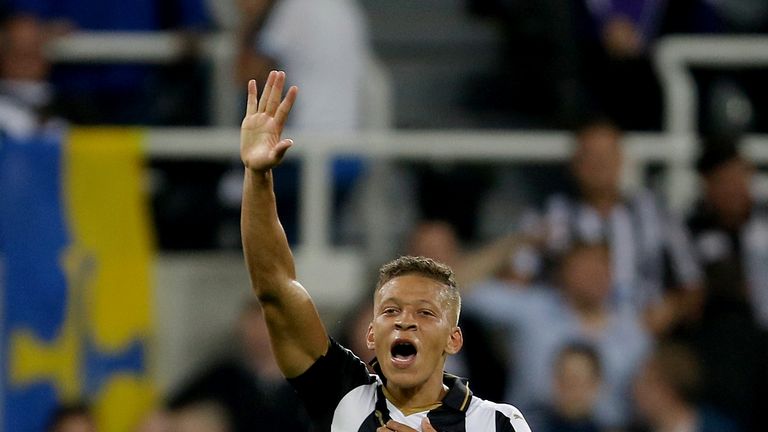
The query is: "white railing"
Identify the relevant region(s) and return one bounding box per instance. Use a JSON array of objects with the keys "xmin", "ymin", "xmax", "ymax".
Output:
[
  {"xmin": 654, "ymin": 35, "xmax": 768, "ymax": 134},
  {"xmin": 144, "ymin": 129, "xmax": 768, "ymax": 306},
  {"xmin": 44, "ymin": 31, "xmax": 768, "ymax": 302},
  {"xmin": 48, "ymin": 32, "xmax": 239, "ymax": 126},
  {"xmin": 654, "ymin": 35, "xmax": 768, "ymax": 210}
]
